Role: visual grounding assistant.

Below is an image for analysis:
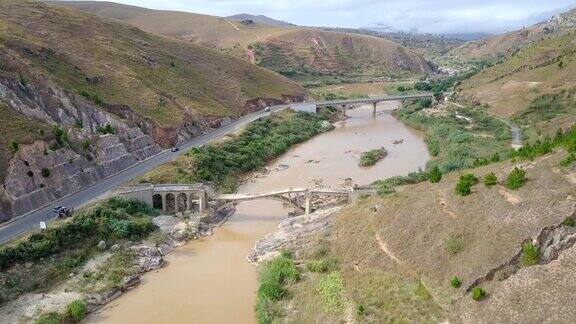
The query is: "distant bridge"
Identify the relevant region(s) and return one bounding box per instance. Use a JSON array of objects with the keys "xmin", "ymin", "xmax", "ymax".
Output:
[
  {"xmin": 292, "ymin": 92, "xmax": 441, "ymax": 116},
  {"xmin": 118, "ymin": 184, "xmax": 376, "ymax": 215}
]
